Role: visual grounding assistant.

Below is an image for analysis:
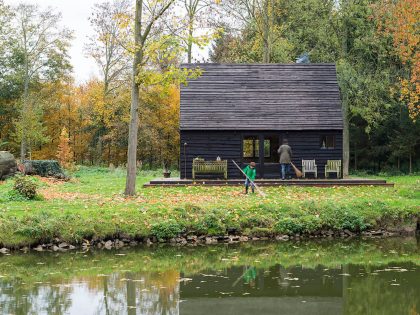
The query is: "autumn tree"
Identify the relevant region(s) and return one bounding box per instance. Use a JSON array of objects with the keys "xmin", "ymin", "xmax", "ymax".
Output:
[
  {"xmin": 375, "ymin": 0, "xmax": 419, "ymax": 121},
  {"xmin": 85, "ymin": 0, "xmax": 132, "ymax": 164},
  {"xmin": 0, "ymin": 1, "xmax": 17, "ymax": 149},
  {"xmin": 86, "ymin": 0, "xmax": 132, "ymax": 96},
  {"xmin": 13, "ymin": 3, "xmax": 73, "ymax": 160},
  {"xmin": 56, "ymin": 127, "xmax": 73, "ymax": 169},
  {"xmin": 13, "ymin": 92, "xmax": 50, "ymax": 159},
  {"xmin": 220, "ymin": 0, "xmax": 283, "ymax": 63},
  {"xmin": 171, "ymin": 0, "xmax": 219, "ymax": 63},
  {"xmin": 125, "ymin": 0, "xmax": 177, "ymax": 196}
]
